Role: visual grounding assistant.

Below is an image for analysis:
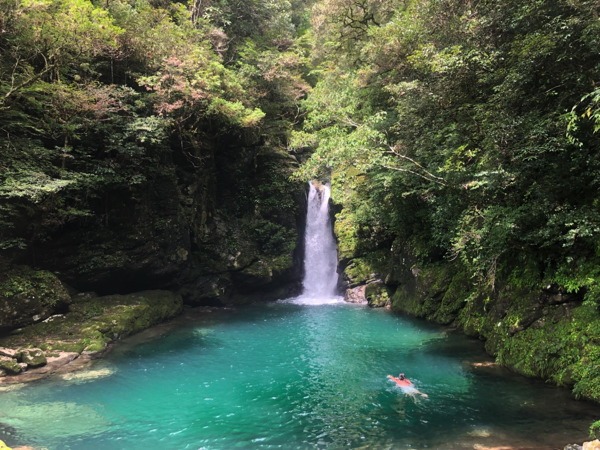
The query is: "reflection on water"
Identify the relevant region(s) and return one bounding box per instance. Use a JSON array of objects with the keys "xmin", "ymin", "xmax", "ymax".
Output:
[{"xmin": 0, "ymin": 303, "xmax": 597, "ymax": 449}]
